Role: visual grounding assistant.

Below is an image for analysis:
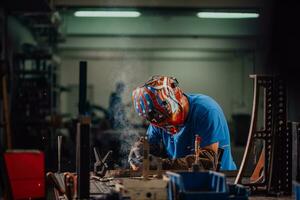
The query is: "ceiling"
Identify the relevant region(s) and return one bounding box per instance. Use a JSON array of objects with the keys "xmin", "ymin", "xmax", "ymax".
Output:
[
  {"xmin": 54, "ymin": 0, "xmax": 268, "ymax": 61},
  {"xmin": 54, "ymin": 0, "xmax": 266, "ymax": 8},
  {"xmin": 62, "ymin": 11, "xmax": 260, "ymax": 37}
]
